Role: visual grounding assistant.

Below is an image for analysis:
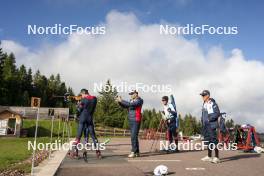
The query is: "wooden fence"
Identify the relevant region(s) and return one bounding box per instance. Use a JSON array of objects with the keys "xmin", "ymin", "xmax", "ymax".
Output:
[{"xmin": 95, "ymin": 127, "xmax": 166, "ymax": 139}]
